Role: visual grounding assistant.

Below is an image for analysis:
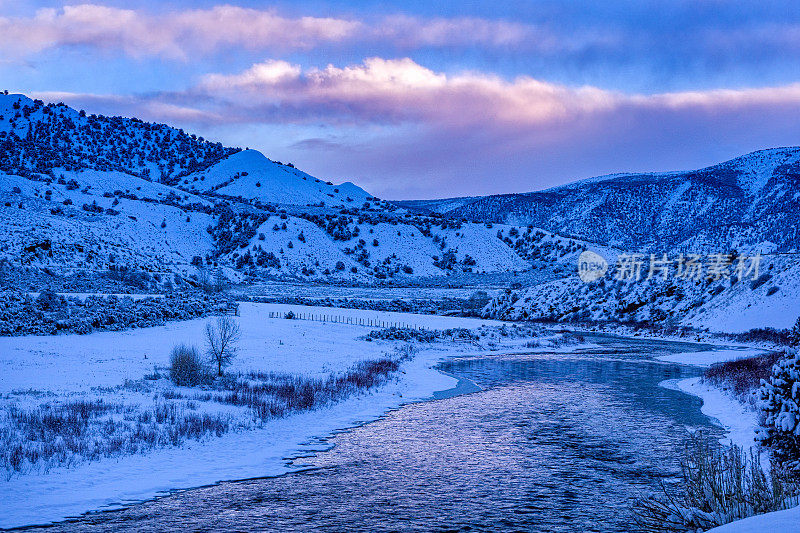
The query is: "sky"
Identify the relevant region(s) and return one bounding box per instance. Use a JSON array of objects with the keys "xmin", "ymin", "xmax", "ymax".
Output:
[{"xmin": 2, "ymin": 1, "xmax": 800, "ymax": 199}]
